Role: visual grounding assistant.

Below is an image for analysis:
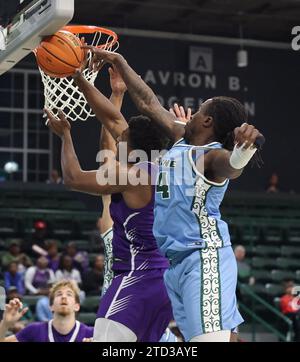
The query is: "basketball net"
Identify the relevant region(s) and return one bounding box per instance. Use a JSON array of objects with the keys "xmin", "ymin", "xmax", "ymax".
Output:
[{"xmin": 35, "ymin": 26, "xmax": 119, "ymax": 122}]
